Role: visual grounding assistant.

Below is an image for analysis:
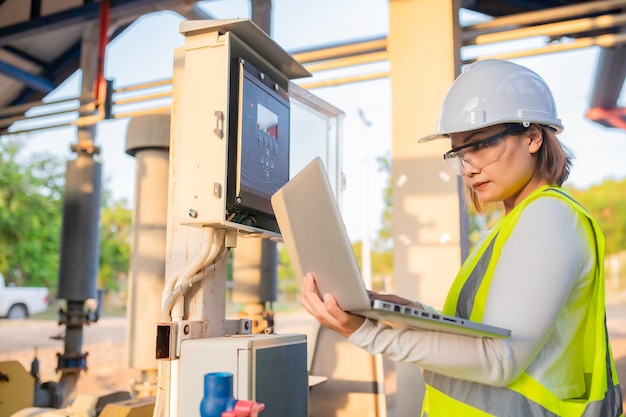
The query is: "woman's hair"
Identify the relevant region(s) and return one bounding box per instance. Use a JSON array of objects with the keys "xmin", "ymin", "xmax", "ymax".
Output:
[{"xmin": 465, "ymin": 123, "xmax": 574, "ymax": 213}]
